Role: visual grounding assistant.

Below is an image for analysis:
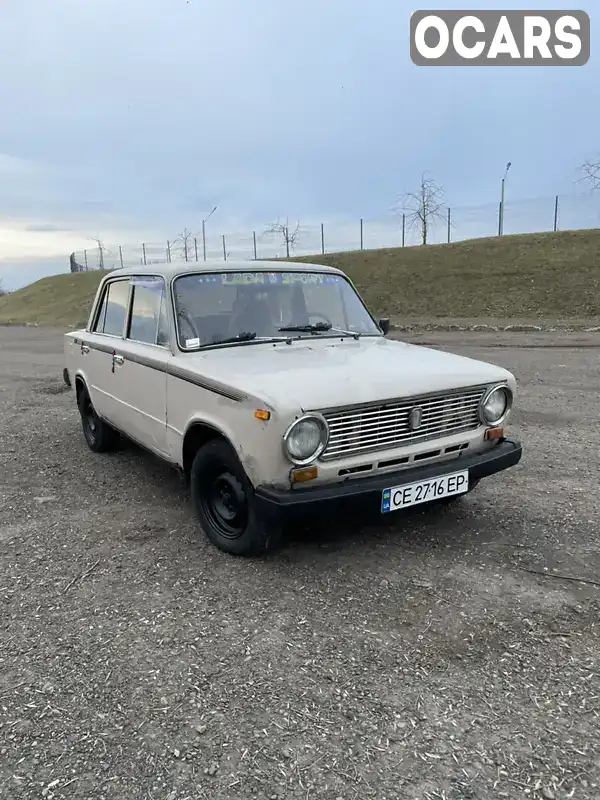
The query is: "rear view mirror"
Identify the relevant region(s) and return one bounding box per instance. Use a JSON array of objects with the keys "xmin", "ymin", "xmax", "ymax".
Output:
[{"xmin": 378, "ymin": 317, "xmax": 390, "ymax": 335}]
